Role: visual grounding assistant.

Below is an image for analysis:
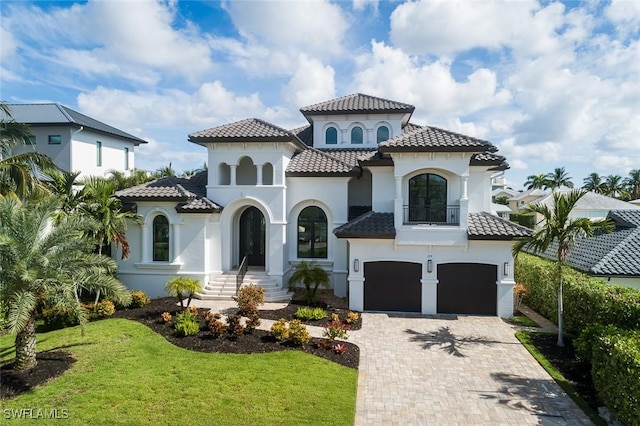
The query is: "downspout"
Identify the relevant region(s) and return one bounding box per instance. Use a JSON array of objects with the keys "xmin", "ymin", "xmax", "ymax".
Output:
[{"xmin": 70, "ymin": 126, "xmax": 84, "ymax": 173}]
